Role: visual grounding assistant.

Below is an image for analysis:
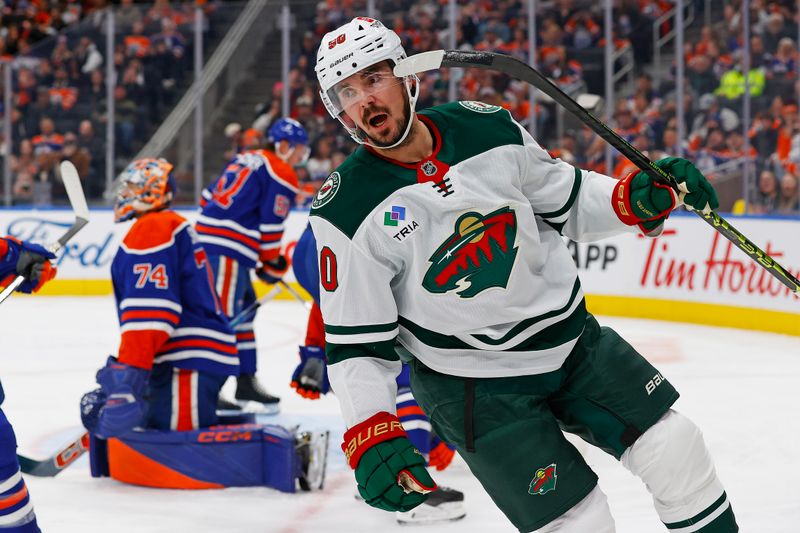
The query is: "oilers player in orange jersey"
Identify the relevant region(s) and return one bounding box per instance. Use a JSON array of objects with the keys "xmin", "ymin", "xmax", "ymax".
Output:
[
  {"xmin": 80, "ymin": 158, "xmax": 239, "ymax": 437},
  {"xmin": 0, "ymin": 237, "xmax": 57, "ymax": 532},
  {"xmin": 79, "ymin": 158, "xmax": 330, "ymax": 493},
  {"xmin": 197, "ymin": 118, "xmax": 308, "ymax": 410}
]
